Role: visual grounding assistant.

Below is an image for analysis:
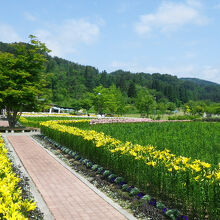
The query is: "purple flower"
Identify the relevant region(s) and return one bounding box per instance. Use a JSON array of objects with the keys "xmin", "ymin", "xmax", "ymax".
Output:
[
  {"xmin": 127, "ymin": 186, "xmax": 134, "ymax": 192},
  {"xmin": 137, "ymin": 192, "xmax": 145, "ymax": 199},
  {"xmin": 149, "ymin": 199, "xmax": 157, "ymax": 206},
  {"xmin": 162, "ymin": 208, "xmax": 167, "ymax": 213},
  {"xmin": 119, "ymin": 181, "xmax": 127, "ymax": 186},
  {"xmin": 111, "ymin": 177, "xmax": 116, "ymax": 182}
]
